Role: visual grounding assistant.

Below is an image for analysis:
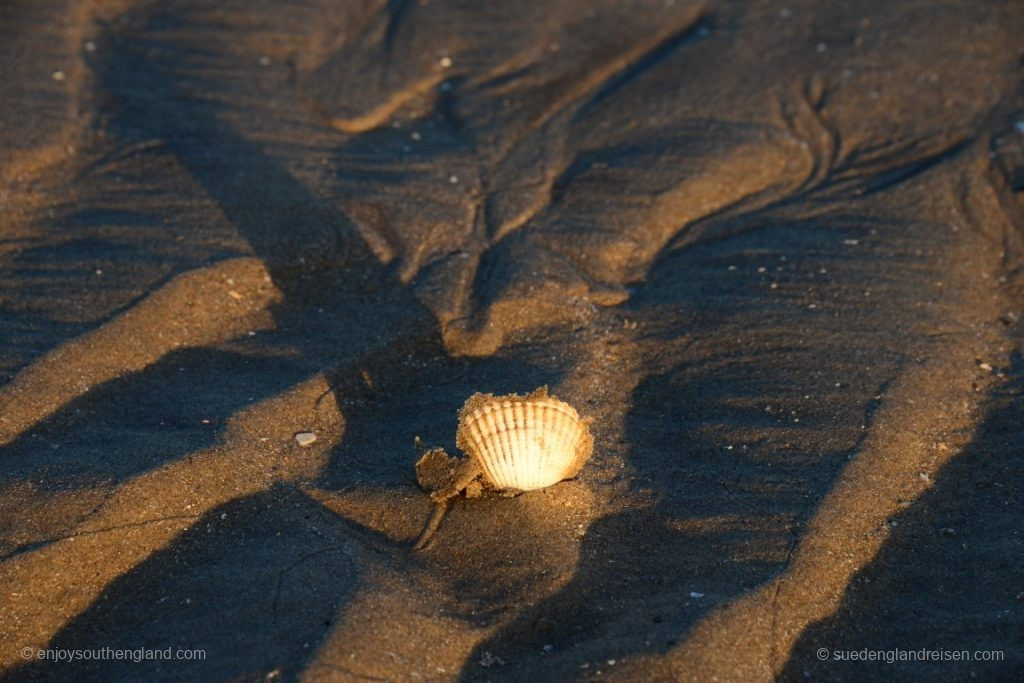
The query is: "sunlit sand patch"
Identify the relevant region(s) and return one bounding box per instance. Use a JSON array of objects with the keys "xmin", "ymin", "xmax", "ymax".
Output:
[
  {"xmin": 0, "ymin": 258, "xmax": 281, "ymax": 447},
  {"xmin": 305, "ymin": 479, "xmax": 597, "ymax": 681},
  {"xmin": 0, "ymin": 375, "xmax": 342, "ymax": 671}
]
